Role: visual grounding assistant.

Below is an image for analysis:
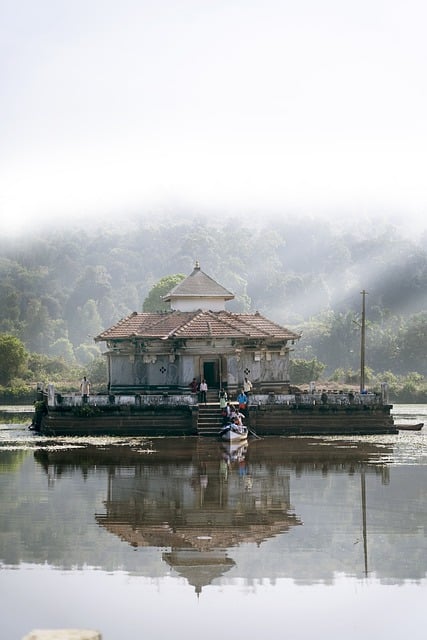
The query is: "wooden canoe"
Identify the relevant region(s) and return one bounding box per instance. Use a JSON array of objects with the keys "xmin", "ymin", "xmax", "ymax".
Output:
[{"xmin": 396, "ymin": 422, "xmax": 424, "ymax": 431}]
